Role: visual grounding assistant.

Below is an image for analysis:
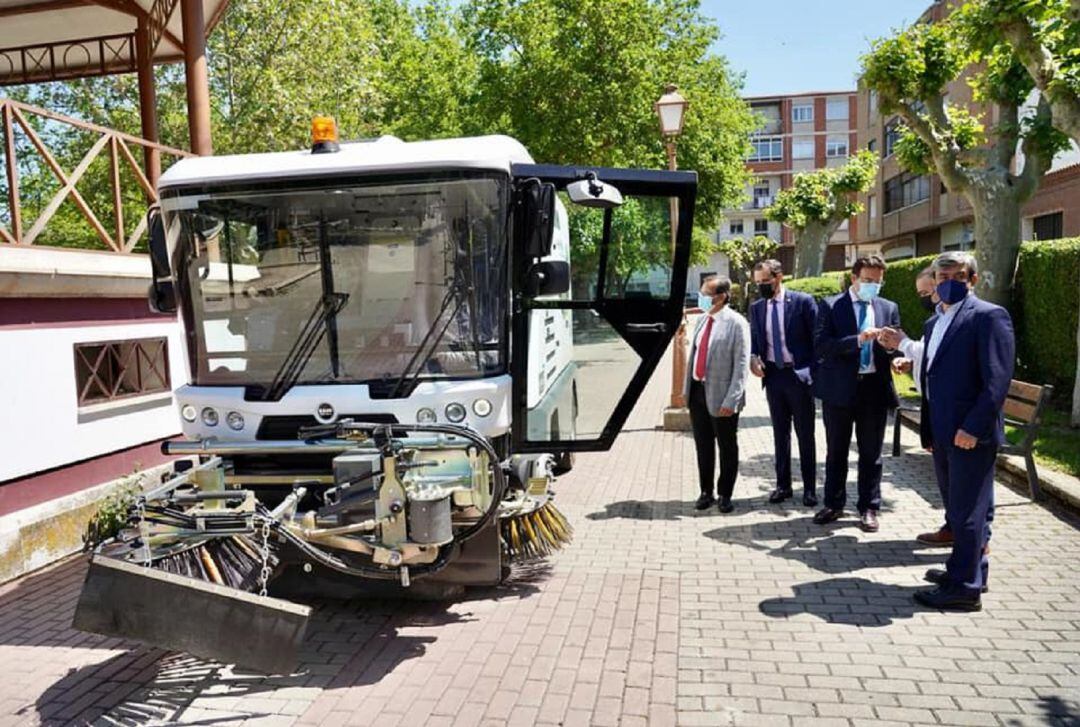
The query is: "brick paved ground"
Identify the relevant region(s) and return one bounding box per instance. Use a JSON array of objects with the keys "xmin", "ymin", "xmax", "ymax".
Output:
[{"xmin": 2, "ymin": 349, "xmax": 1079, "ymax": 726}]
